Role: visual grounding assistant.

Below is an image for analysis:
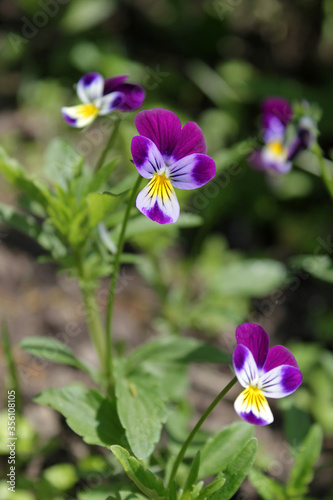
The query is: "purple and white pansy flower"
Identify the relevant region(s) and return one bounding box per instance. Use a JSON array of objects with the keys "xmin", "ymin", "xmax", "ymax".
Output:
[
  {"xmin": 62, "ymin": 73, "xmax": 145, "ymax": 128},
  {"xmin": 249, "ymin": 97, "xmax": 293, "ymax": 174},
  {"xmin": 233, "ymin": 323, "xmax": 302, "ymax": 426},
  {"xmin": 131, "ymin": 108, "xmax": 216, "ymax": 224}
]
